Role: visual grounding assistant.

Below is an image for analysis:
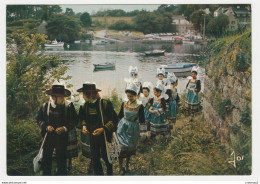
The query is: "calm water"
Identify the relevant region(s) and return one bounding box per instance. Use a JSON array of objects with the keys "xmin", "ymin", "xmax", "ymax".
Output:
[{"xmin": 45, "ymin": 42, "xmax": 205, "ymax": 97}]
